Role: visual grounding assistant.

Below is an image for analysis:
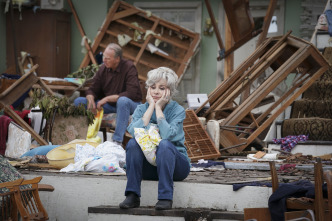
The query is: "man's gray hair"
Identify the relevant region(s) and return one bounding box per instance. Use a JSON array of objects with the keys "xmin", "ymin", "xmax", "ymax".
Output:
[
  {"xmin": 146, "ymin": 67, "xmax": 179, "ymax": 97},
  {"xmin": 107, "ymin": 43, "xmax": 122, "ymax": 59}
]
